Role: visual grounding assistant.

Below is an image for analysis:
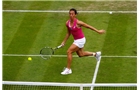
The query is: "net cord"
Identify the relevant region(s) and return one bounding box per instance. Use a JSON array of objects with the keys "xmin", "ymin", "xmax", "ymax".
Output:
[{"xmin": 2, "ymin": 81, "xmax": 137, "ymax": 87}]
